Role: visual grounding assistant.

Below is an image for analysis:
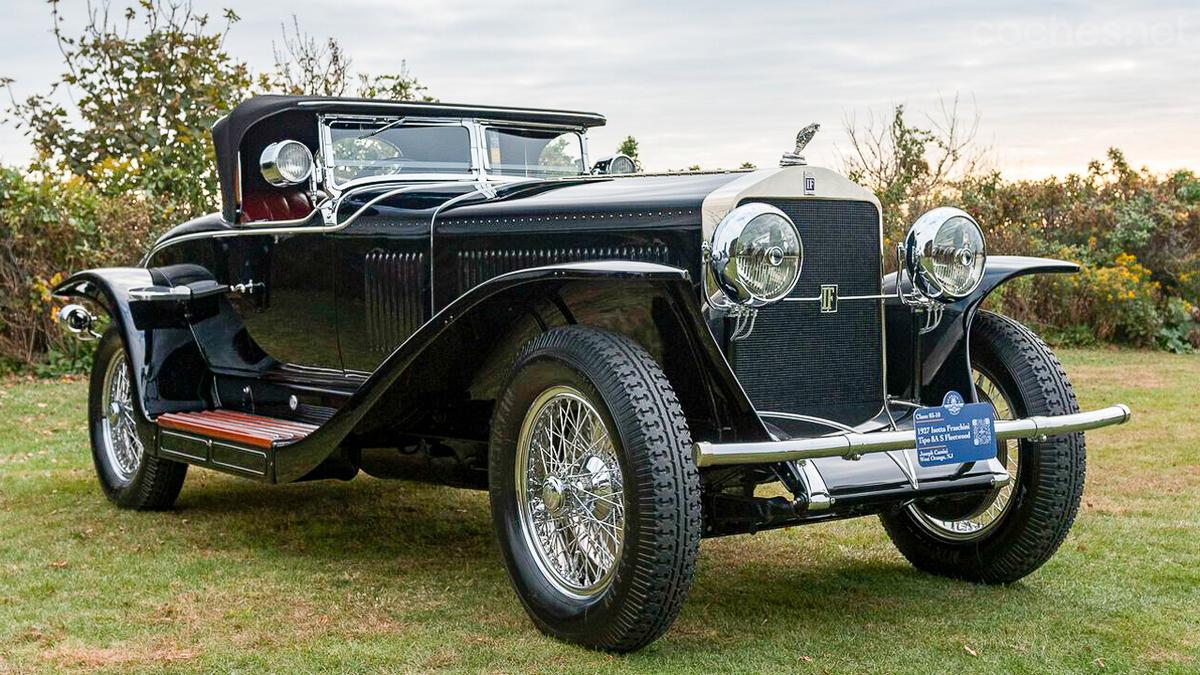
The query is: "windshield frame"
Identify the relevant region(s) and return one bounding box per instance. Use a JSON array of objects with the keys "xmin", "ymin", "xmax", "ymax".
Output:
[
  {"xmin": 479, "ymin": 122, "xmax": 588, "ymax": 180},
  {"xmin": 318, "ymin": 114, "xmax": 478, "ymax": 190},
  {"xmin": 317, "ymin": 114, "xmax": 592, "ymax": 193}
]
